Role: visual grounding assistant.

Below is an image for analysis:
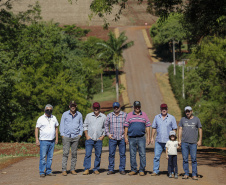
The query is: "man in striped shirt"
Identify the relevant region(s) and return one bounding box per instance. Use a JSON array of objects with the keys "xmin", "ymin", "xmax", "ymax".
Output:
[
  {"xmin": 124, "ymin": 101, "xmax": 151, "ymax": 176},
  {"xmin": 104, "ymin": 102, "xmax": 127, "ymax": 175}
]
